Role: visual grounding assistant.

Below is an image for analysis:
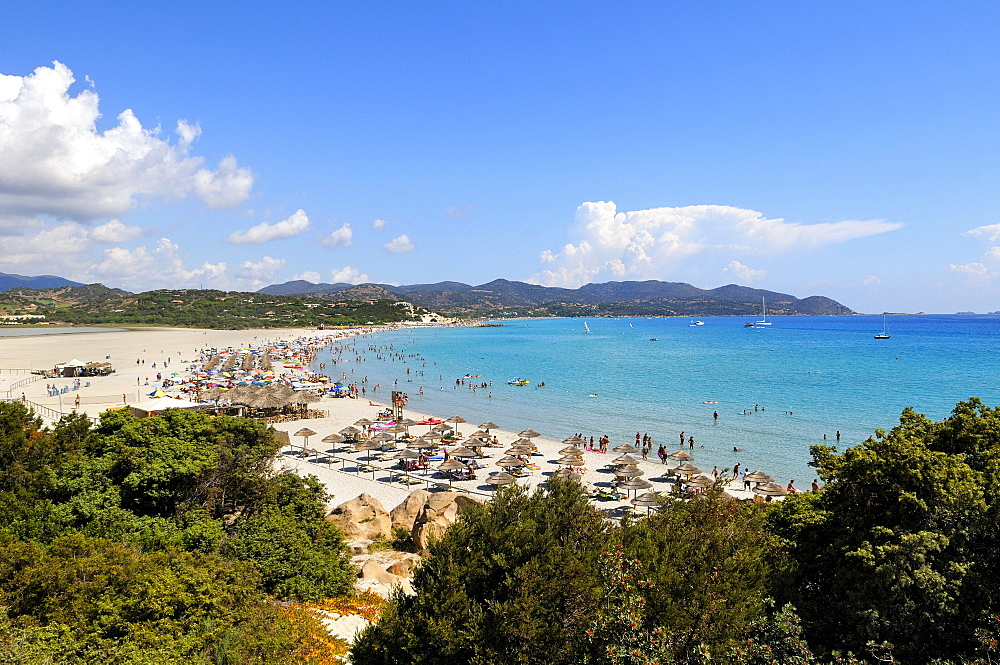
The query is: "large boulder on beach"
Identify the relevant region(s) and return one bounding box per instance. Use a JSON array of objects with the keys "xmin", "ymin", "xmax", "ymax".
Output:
[
  {"xmin": 411, "ymin": 491, "xmax": 483, "ymax": 553},
  {"xmin": 326, "ymin": 493, "xmax": 392, "ymax": 541},
  {"xmin": 390, "ymin": 489, "xmax": 432, "ymax": 533}
]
